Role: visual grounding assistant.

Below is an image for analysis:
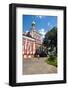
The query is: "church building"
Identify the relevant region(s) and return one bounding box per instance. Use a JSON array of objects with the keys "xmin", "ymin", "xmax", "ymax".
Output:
[{"xmin": 23, "ymin": 21, "xmax": 42, "ymax": 58}]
